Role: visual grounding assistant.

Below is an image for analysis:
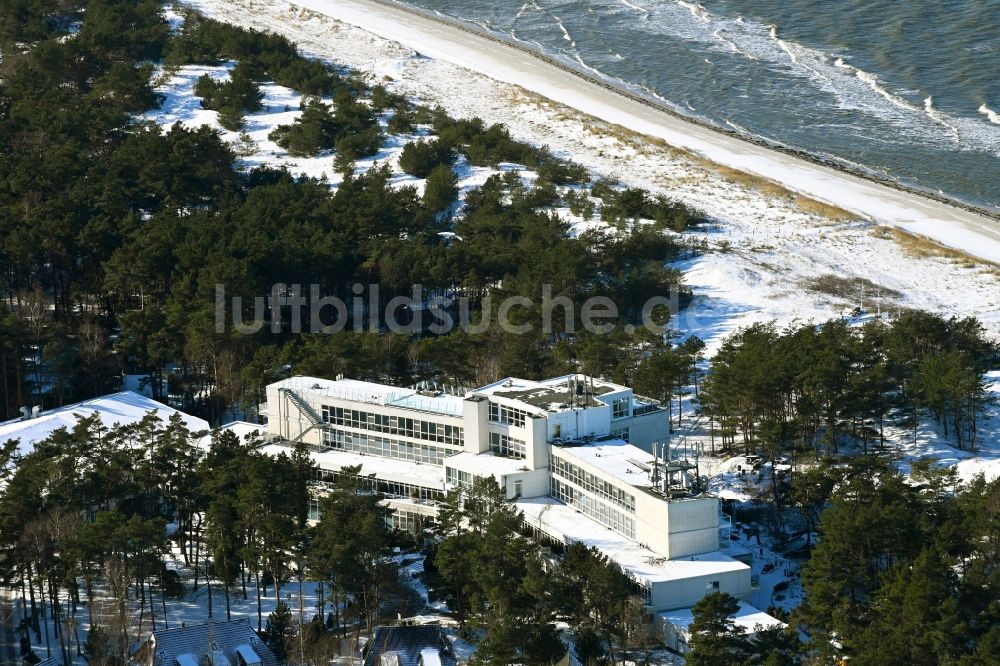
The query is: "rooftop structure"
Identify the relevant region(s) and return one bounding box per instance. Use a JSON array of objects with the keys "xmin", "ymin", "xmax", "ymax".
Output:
[{"xmin": 269, "ymin": 376, "xmax": 465, "ymax": 418}]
